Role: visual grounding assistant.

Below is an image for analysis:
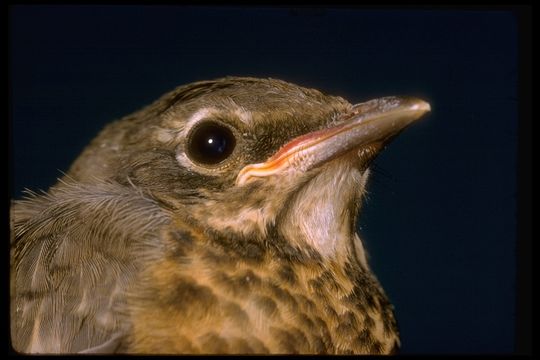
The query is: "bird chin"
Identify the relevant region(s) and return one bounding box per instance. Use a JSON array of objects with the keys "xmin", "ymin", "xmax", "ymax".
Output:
[
  {"xmin": 354, "ymin": 142, "xmax": 384, "ymax": 171},
  {"xmin": 277, "ymin": 155, "xmax": 370, "ymax": 259}
]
